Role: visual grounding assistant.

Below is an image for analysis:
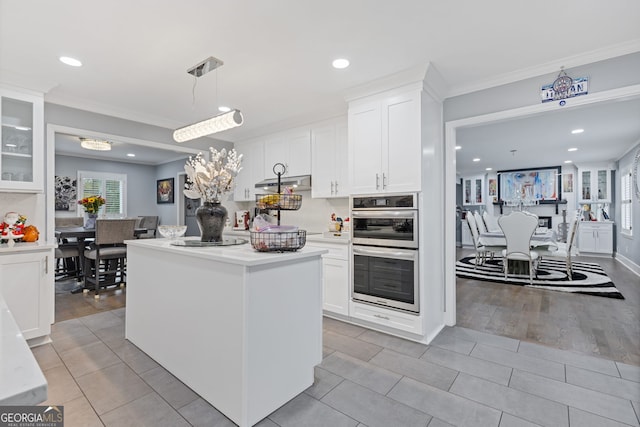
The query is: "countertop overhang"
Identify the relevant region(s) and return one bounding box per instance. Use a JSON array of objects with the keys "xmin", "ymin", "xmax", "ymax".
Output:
[{"xmin": 125, "ymin": 237, "xmax": 327, "ymax": 267}]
